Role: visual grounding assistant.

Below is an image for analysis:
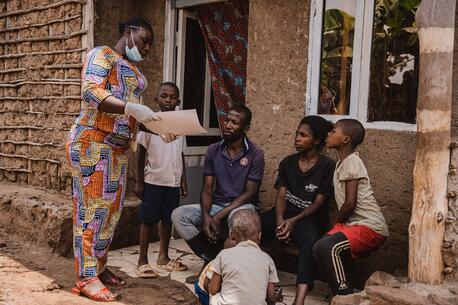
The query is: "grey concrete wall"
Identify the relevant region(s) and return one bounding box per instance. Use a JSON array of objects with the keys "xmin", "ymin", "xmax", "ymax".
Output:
[{"xmin": 246, "ymin": 0, "xmax": 416, "ymax": 276}]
